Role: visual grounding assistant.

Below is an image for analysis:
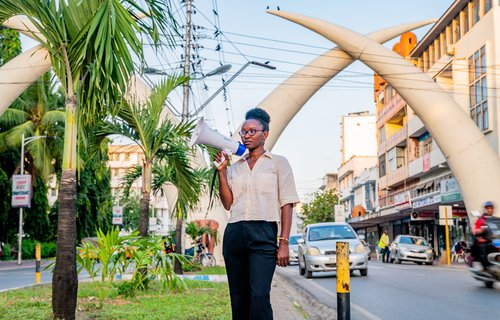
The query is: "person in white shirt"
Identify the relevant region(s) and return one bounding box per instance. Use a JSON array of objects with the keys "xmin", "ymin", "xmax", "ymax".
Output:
[{"xmin": 215, "ymin": 108, "xmax": 300, "ymax": 320}]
